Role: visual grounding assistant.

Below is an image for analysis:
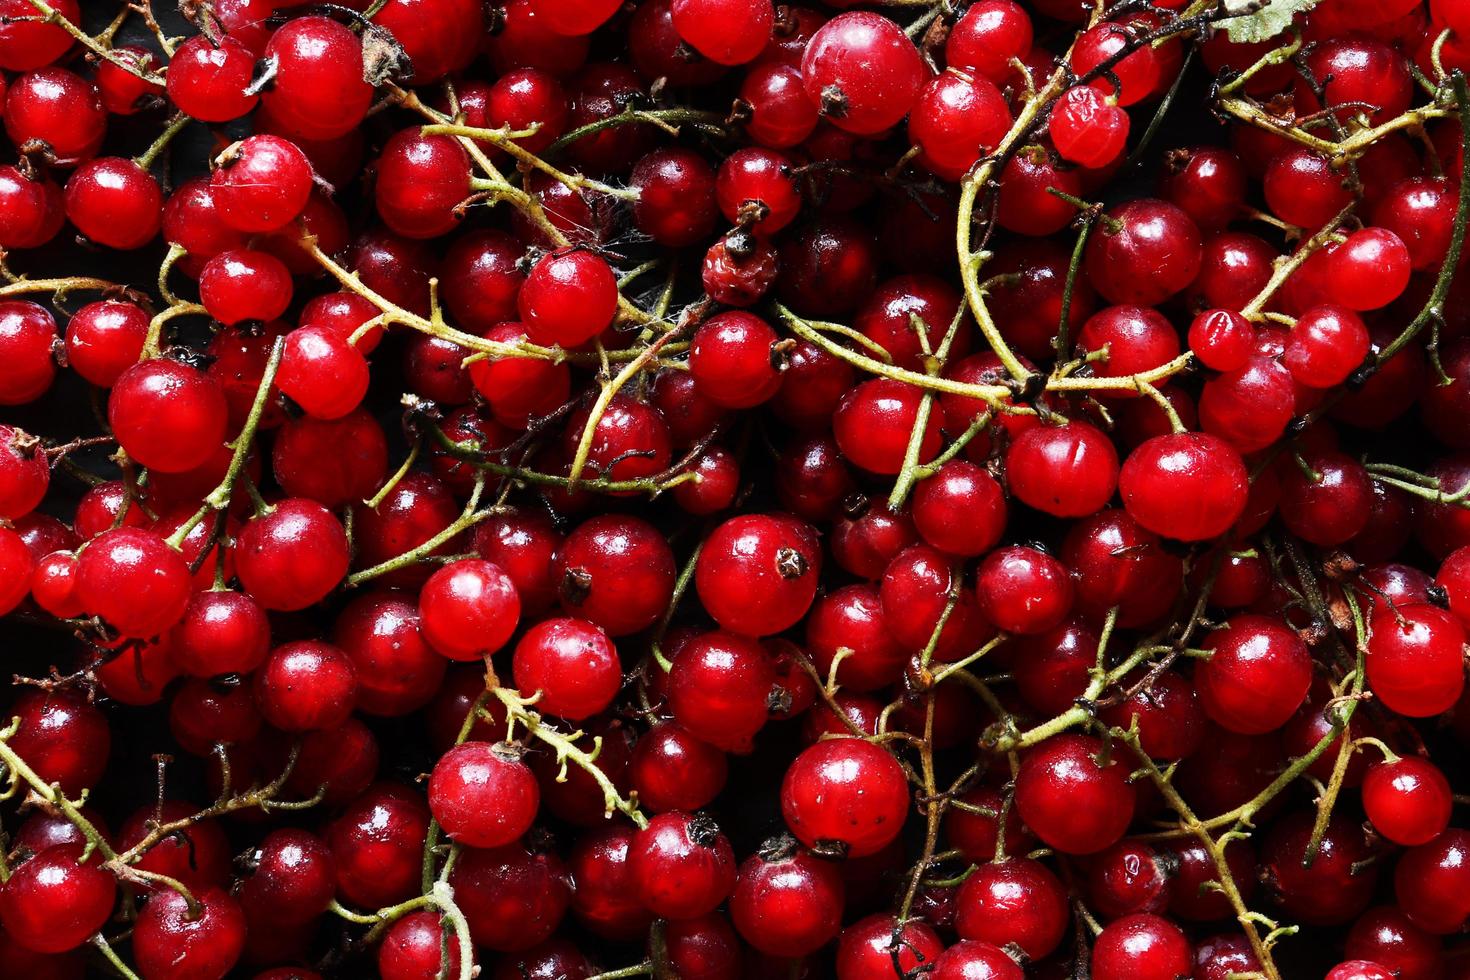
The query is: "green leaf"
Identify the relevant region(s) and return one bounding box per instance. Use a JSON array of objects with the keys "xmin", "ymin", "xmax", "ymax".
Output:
[{"xmin": 1220, "ymin": 0, "xmax": 1320, "ymax": 44}]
